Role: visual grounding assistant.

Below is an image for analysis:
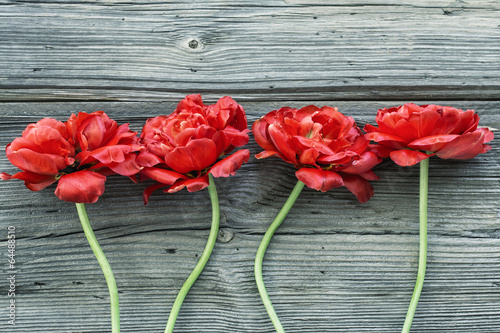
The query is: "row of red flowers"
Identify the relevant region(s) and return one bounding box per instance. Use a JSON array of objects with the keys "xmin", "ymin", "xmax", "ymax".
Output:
[{"xmin": 1, "ymin": 95, "xmax": 494, "ymax": 204}]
